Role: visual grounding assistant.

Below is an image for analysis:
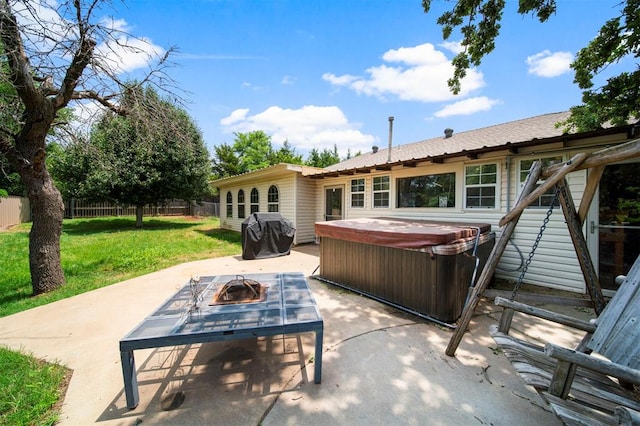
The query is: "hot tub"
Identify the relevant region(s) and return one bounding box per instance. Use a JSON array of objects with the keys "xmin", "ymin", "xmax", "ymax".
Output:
[{"xmin": 314, "ymin": 217, "xmax": 495, "ymax": 324}]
